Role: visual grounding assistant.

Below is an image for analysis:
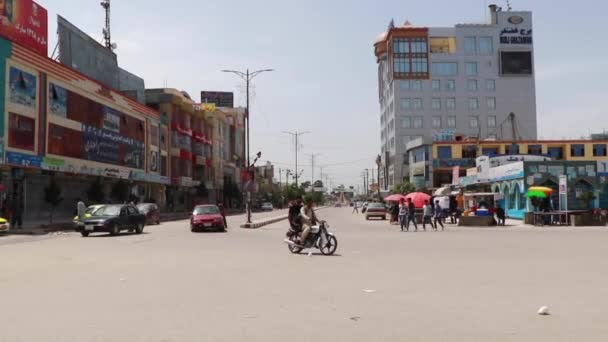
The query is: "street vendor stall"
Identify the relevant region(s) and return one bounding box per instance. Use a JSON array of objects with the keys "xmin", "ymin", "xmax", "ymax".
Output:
[{"xmin": 458, "ymin": 192, "xmax": 503, "ymax": 227}]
